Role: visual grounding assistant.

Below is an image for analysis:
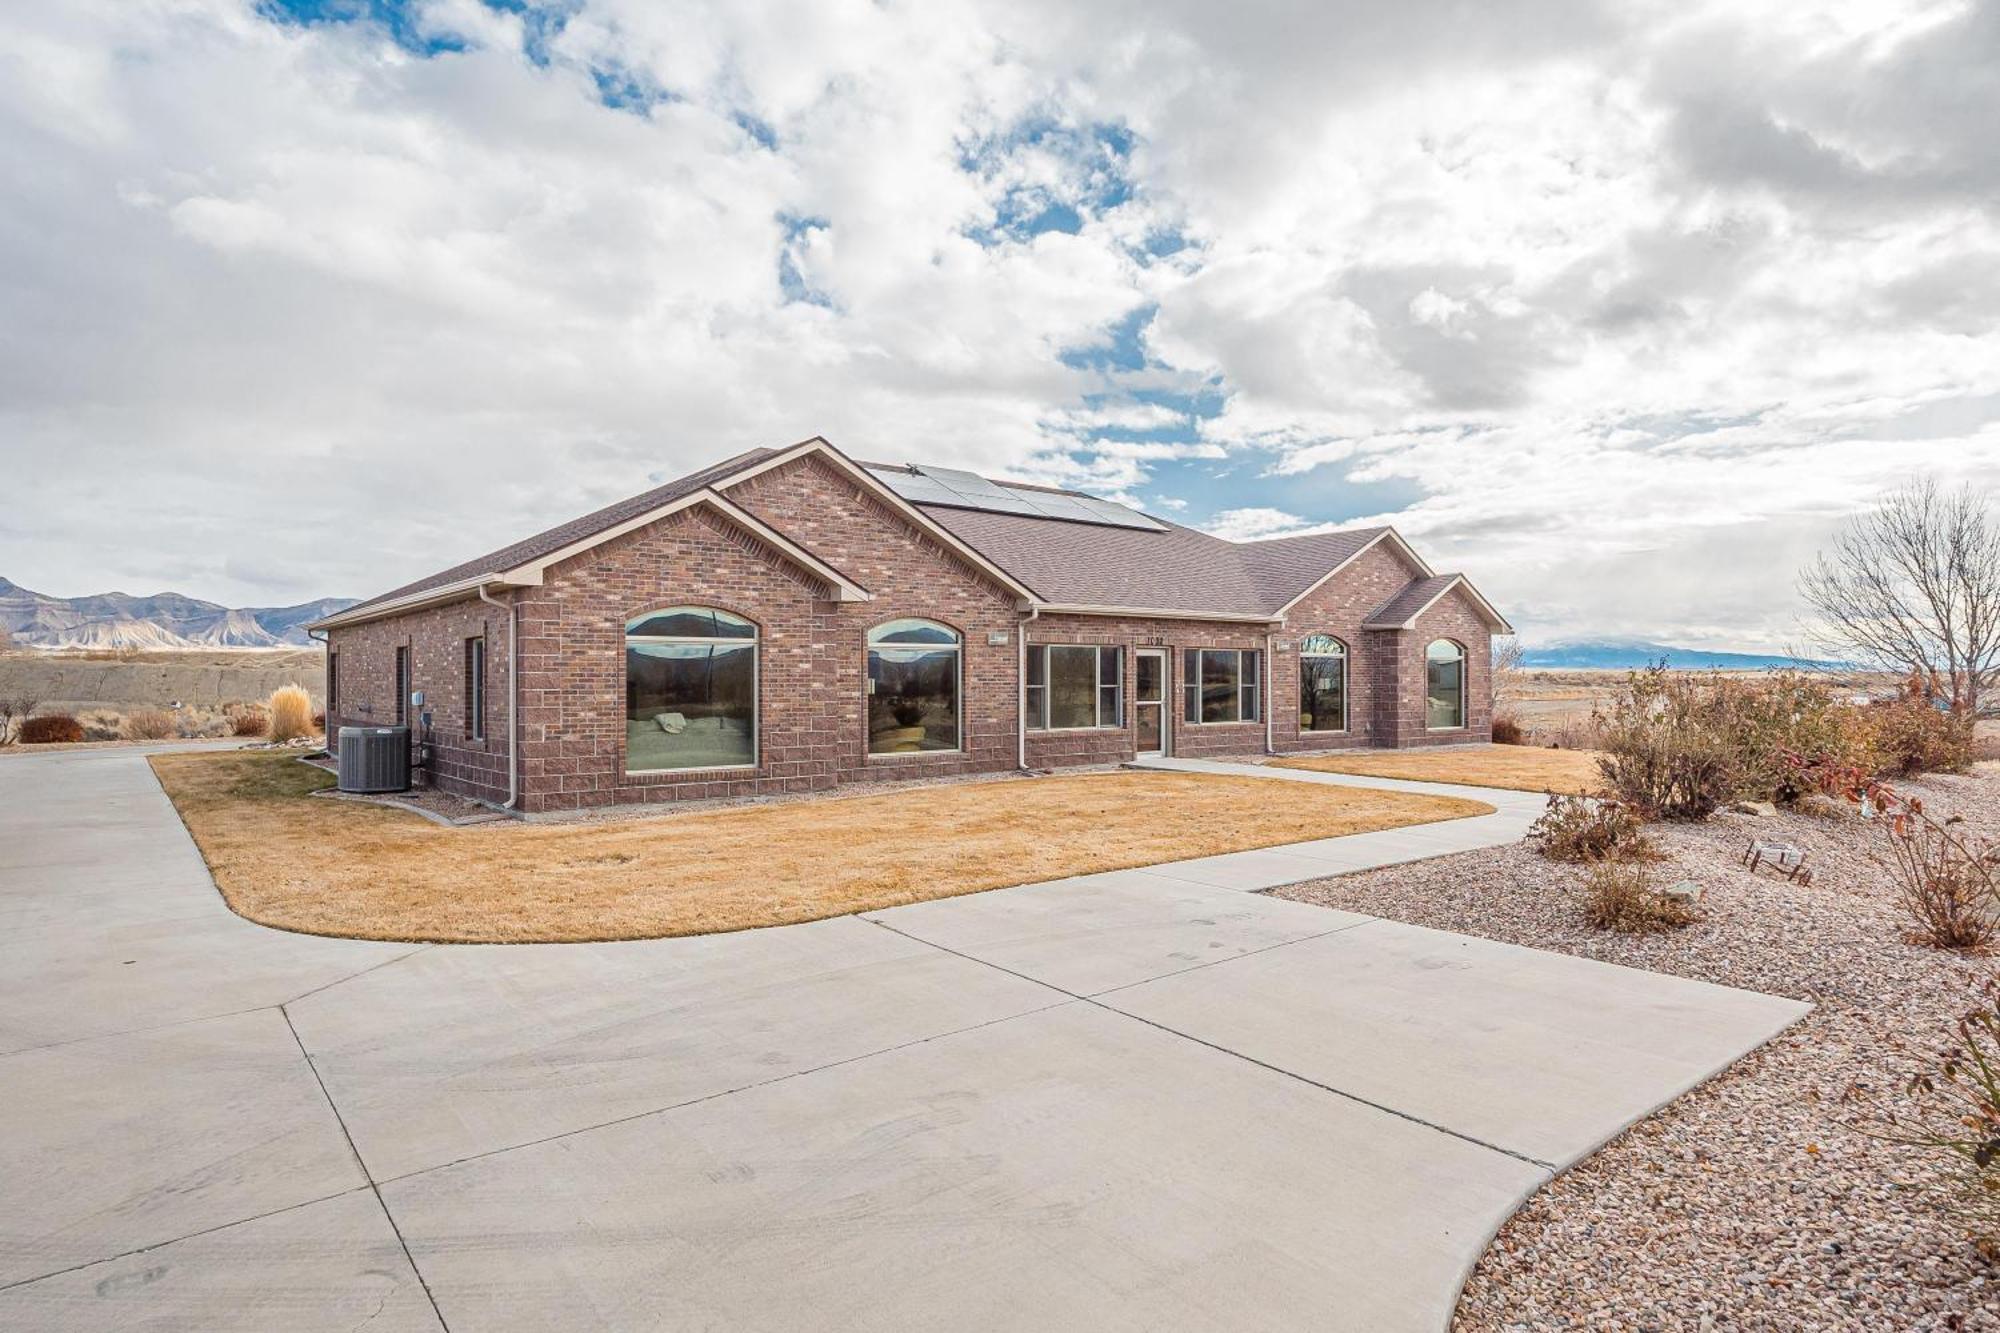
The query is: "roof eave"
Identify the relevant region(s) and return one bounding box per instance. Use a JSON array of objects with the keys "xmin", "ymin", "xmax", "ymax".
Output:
[
  {"xmin": 1032, "ymin": 602, "xmax": 1284, "ymax": 624},
  {"xmin": 309, "ymin": 574, "xmax": 528, "ymax": 631}
]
